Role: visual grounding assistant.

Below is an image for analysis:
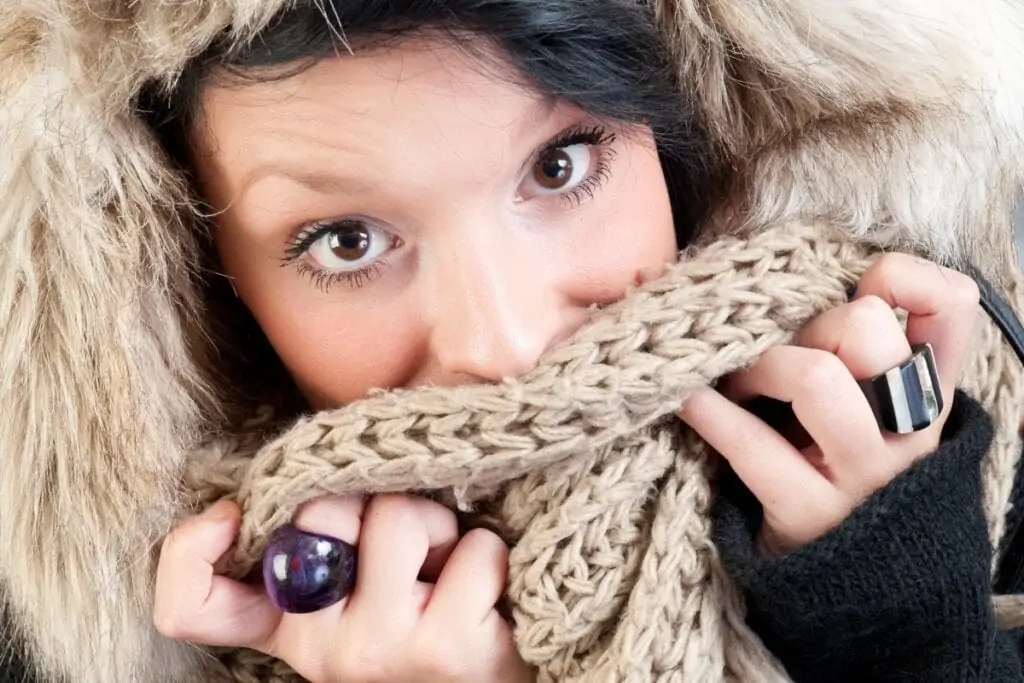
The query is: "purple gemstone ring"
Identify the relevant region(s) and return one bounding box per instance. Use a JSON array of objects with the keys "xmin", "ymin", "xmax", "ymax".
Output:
[{"xmin": 261, "ymin": 524, "xmax": 358, "ymax": 614}]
